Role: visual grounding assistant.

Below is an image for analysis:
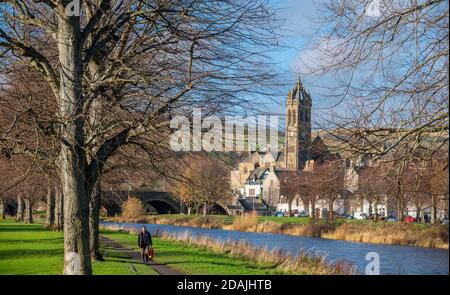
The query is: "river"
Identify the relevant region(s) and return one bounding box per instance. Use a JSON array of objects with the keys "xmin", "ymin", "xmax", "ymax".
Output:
[{"xmin": 101, "ymin": 221, "xmax": 449, "ymax": 275}]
